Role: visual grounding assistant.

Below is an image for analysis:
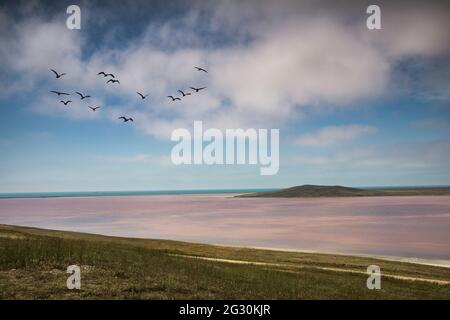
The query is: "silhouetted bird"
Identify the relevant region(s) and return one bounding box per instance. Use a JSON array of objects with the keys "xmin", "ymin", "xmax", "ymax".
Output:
[
  {"xmin": 194, "ymin": 66, "xmax": 207, "ymax": 73},
  {"xmin": 107, "ymin": 79, "xmax": 120, "ymax": 84},
  {"xmin": 137, "ymin": 92, "xmax": 149, "ymax": 99},
  {"xmin": 50, "ymin": 90, "xmax": 70, "ymax": 96},
  {"xmin": 76, "ymin": 91, "xmax": 91, "ymax": 100},
  {"xmin": 88, "ymin": 106, "xmax": 100, "ymax": 111},
  {"xmin": 178, "ymin": 90, "xmax": 191, "ymax": 97},
  {"xmin": 118, "ymin": 116, "xmax": 133, "ymax": 122},
  {"xmin": 167, "ymin": 95, "xmax": 181, "ymax": 101},
  {"xmin": 60, "ymin": 100, "xmax": 72, "ymax": 105},
  {"xmin": 98, "ymin": 72, "xmax": 115, "ymax": 78},
  {"xmin": 51, "ymin": 69, "xmax": 66, "ymax": 78},
  {"xmin": 189, "ymin": 86, "xmax": 206, "ymax": 92}
]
